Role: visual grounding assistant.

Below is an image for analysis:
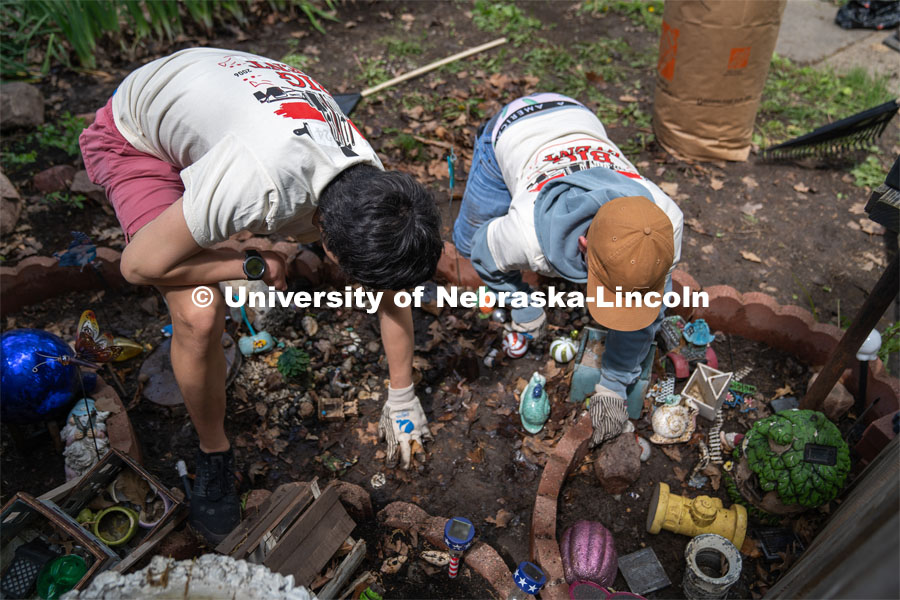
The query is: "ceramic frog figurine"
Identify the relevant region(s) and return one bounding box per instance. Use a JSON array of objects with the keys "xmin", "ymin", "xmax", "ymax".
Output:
[{"xmin": 520, "ymin": 372, "xmax": 550, "ymax": 434}]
